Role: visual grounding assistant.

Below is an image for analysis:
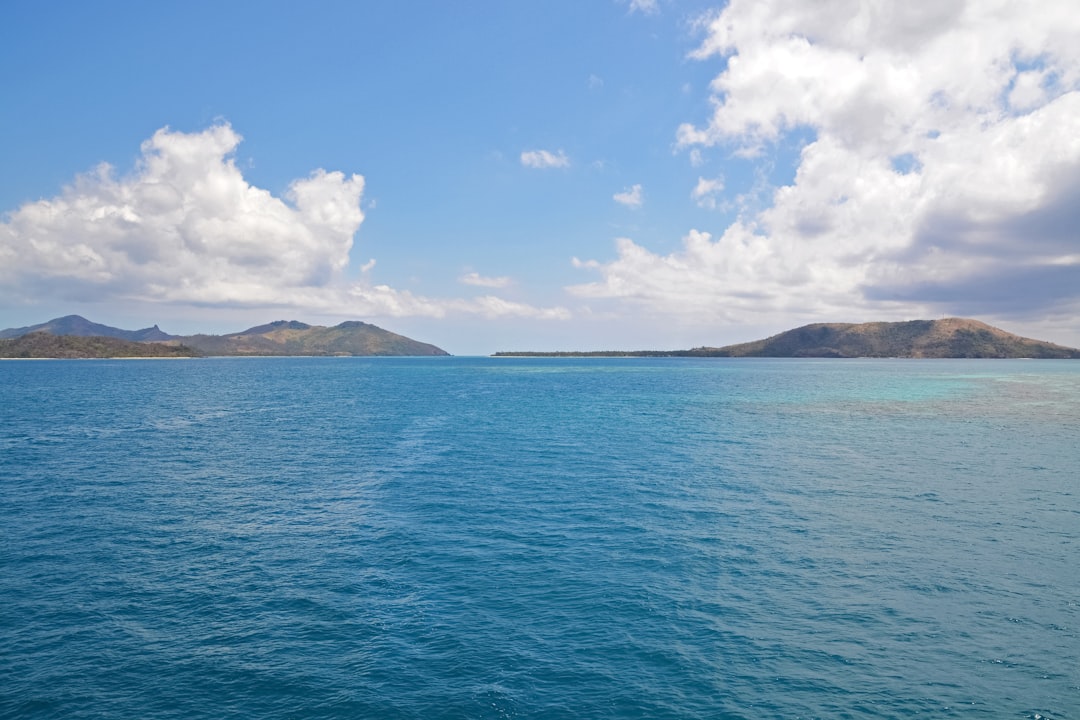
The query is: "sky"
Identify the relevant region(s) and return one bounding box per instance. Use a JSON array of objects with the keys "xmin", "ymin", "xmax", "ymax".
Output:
[{"xmin": 2, "ymin": 0, "xmax": 1079, "ymax": 355}]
